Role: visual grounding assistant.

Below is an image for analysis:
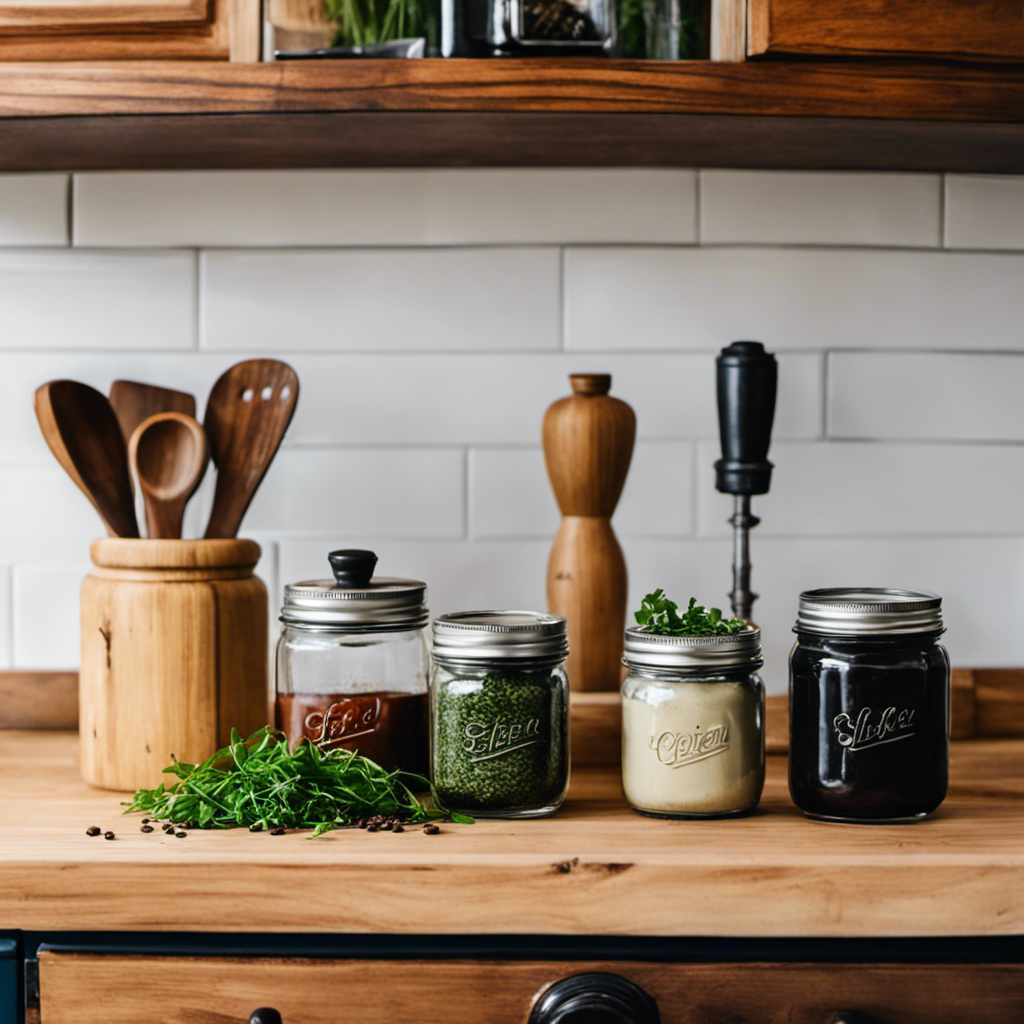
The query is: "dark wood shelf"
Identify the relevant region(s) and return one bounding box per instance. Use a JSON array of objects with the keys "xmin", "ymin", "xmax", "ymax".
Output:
[{"xmin": 2, "ymin": 58, "xmax": 1023, "ymax": 170}]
